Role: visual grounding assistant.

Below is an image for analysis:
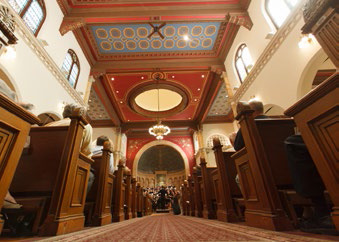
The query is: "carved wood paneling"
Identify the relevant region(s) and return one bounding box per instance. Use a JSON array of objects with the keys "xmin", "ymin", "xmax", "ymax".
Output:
[{"xmin": 71, "ymin": 166, "xmax": 88, "ymax": 207}]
